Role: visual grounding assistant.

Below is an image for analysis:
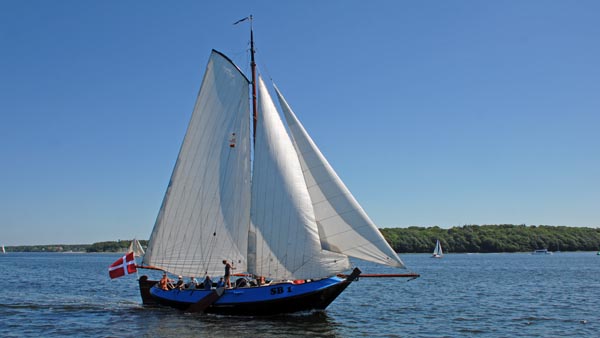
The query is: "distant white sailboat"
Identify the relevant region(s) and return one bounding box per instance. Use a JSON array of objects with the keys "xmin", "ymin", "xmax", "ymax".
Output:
[
  {"xmin": 1, "ymin": 245, "xmax": 5, "ymax": 254},
  {"xmin": 127, "ymin": 238, "xmax": 145, "ymax": 257},
  {"xmin": 431, "ymin": 239, "xmax": 443, "ymax": 258}
]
